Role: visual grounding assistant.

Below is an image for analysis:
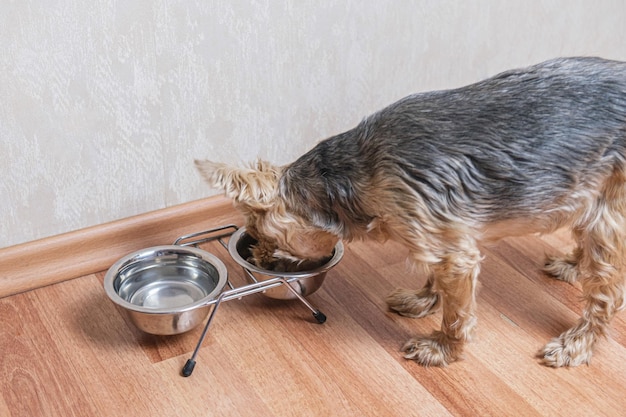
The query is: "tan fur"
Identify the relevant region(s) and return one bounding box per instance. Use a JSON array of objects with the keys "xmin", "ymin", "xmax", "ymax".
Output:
[
  {"xmin": 195, "ymin": 159, "xmax": 339, "ymax": 266},
  {"xmin": 196, "ymin": 157, "xmax": 626, "ymax": 368},
  {"xmin": 193, "ymin": 57, "xmax": 626, "ymax": 368}
]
